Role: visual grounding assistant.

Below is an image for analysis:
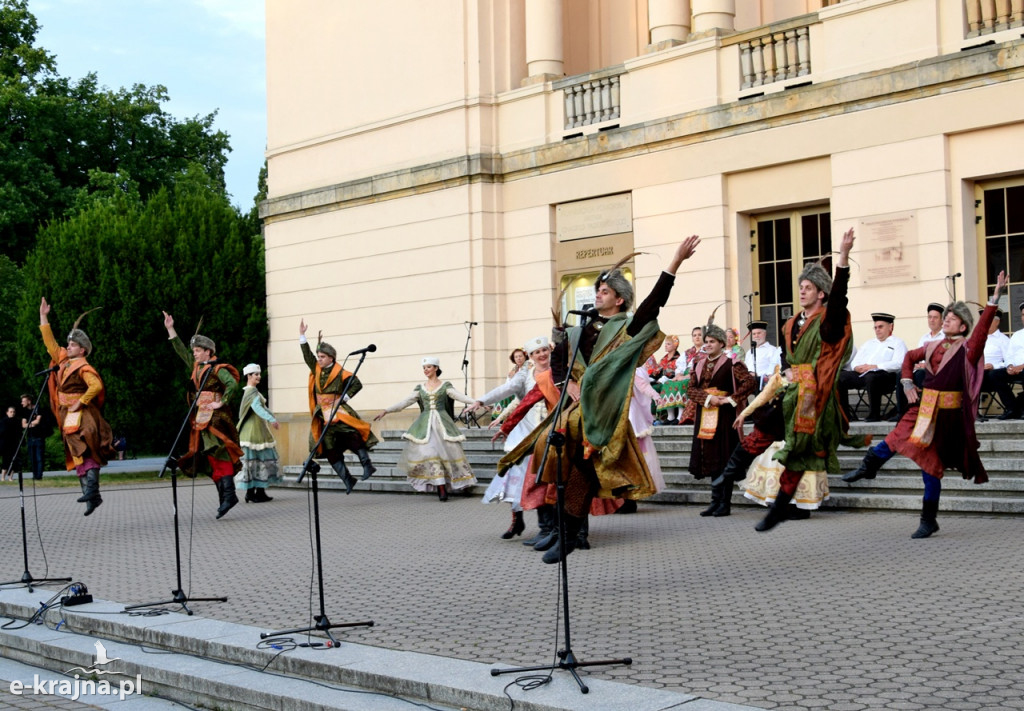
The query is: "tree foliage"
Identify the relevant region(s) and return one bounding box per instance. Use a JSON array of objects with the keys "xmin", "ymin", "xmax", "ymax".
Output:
[
  {"xmin": 0, "ymin": 253, "xmax": 25, "ymax": 408},
  {"xmin": 0, "ymin": 0, "xmax": 231, "ymax": 264},
  {"xmin": 16, "ymin": 176, "xmax": 267, "ymax": 454}
]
